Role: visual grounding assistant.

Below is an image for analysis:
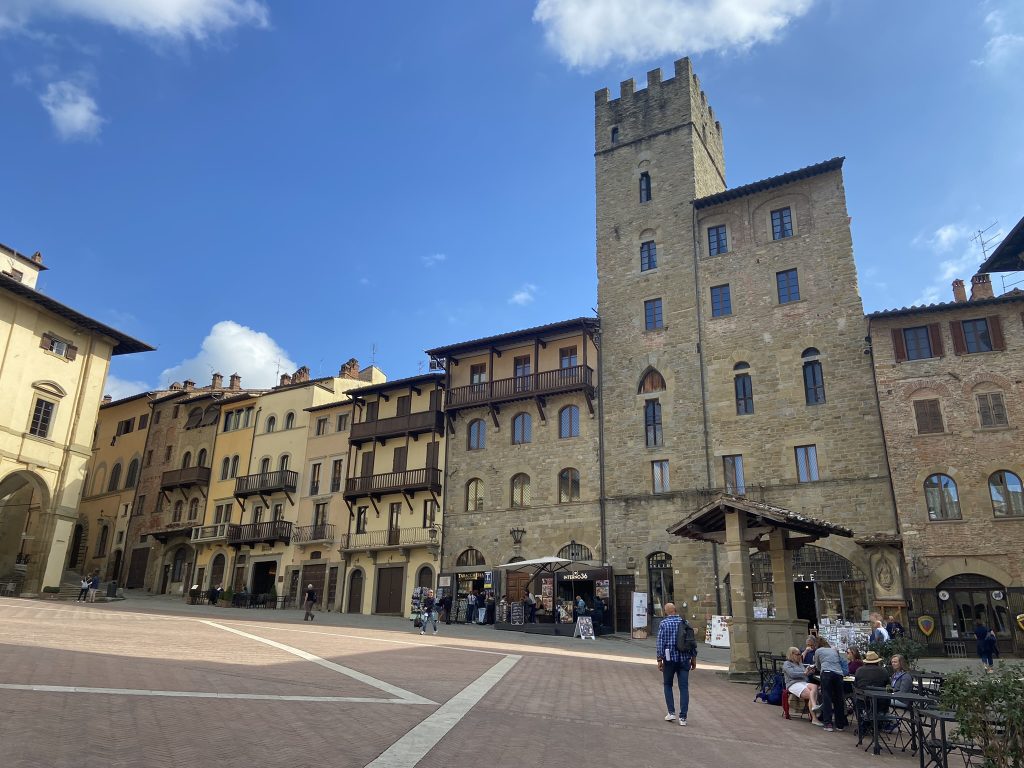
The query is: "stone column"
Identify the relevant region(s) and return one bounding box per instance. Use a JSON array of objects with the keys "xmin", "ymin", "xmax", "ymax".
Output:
[
  {"xmin": 768, "ymin": 529, "xmax": 797, "ymax": 621},
  {"xmin": 724, "ymin": 509, "xmax": 756, "ymax": 674}
]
